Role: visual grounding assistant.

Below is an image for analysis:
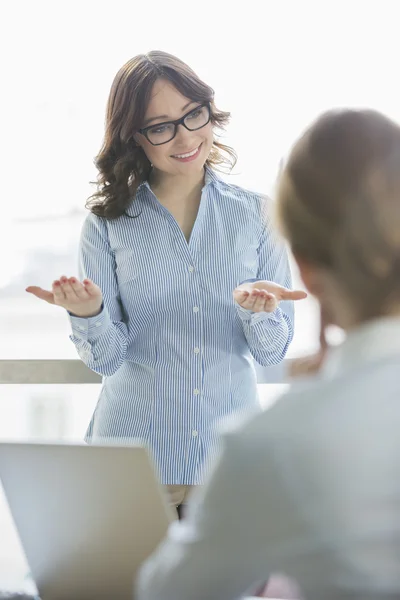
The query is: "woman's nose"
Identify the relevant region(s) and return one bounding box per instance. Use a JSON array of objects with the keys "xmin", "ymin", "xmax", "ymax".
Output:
[{"xmin": 174, "ymin": 123, "xmax": 194, "ymax": 145}]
